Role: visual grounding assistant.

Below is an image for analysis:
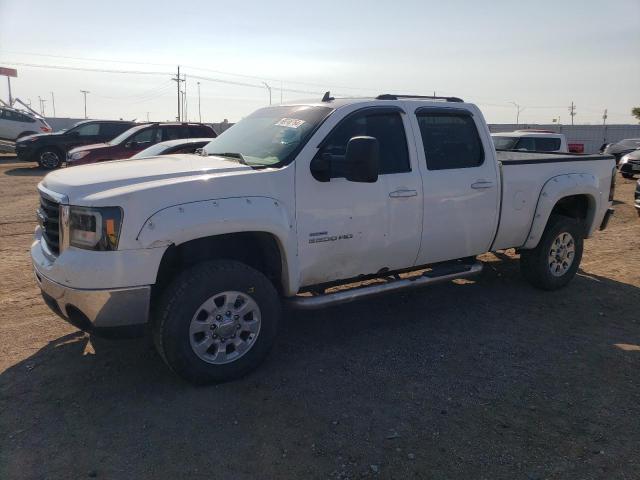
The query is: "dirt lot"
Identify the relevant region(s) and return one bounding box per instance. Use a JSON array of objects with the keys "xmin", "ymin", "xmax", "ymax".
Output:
[{"xmin": 0, "ymin": 155, "xmax": 638, "ymax": 480}]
